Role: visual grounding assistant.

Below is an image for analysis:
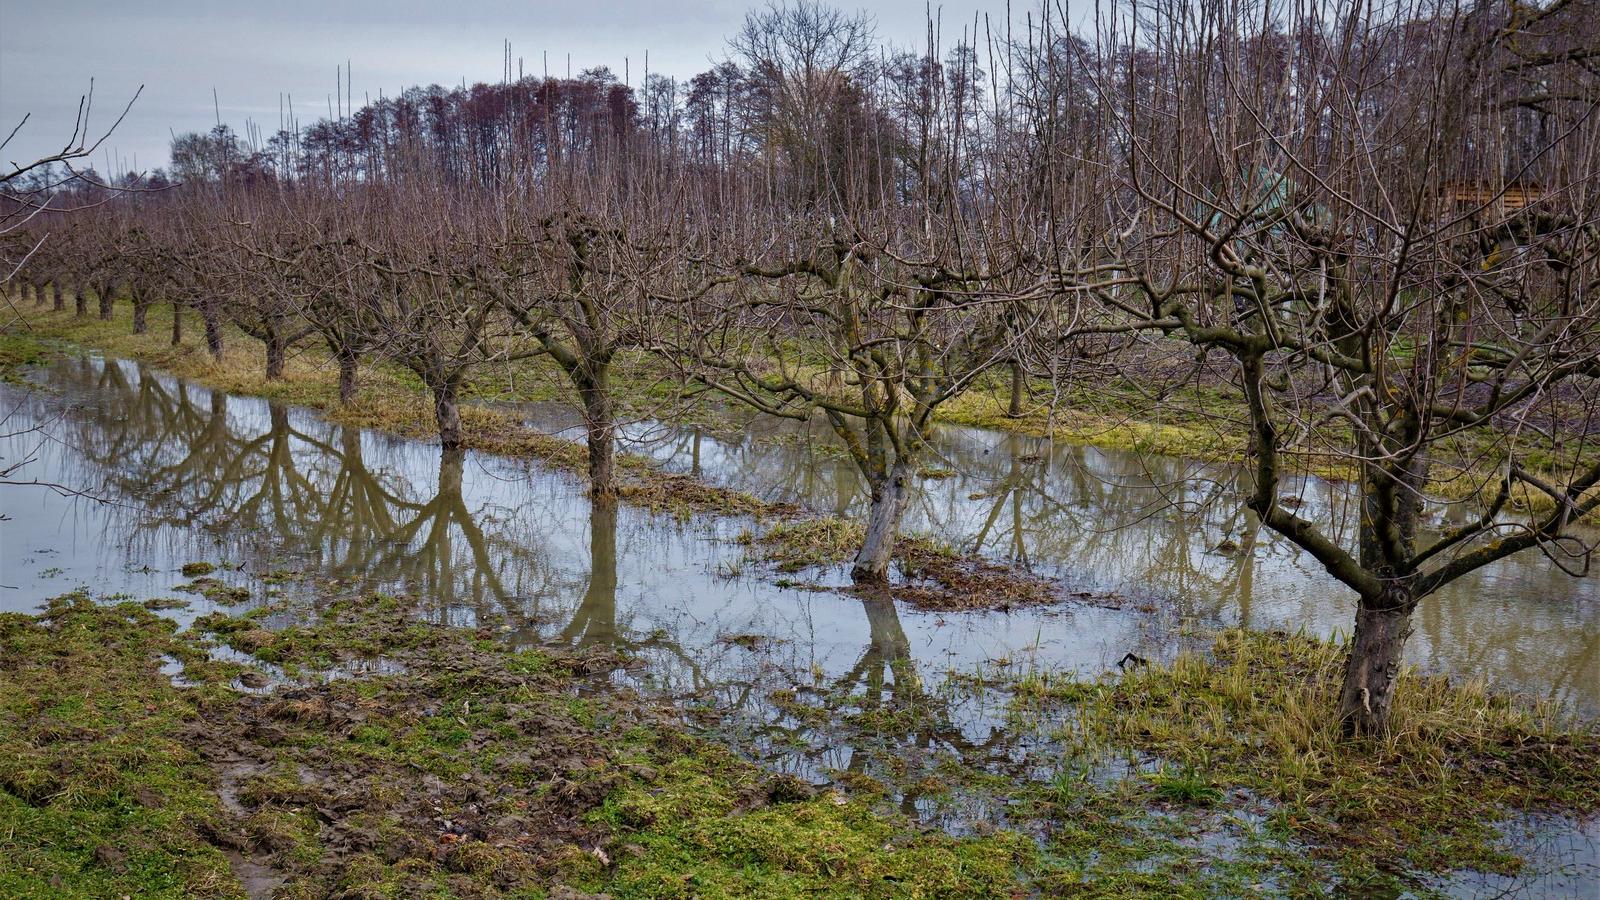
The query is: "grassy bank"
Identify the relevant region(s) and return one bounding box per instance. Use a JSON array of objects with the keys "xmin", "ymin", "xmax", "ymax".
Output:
[
  {"xmin": 5, "ymin": 592, "xmax": 1595, "ymax": 897},
  {"xmin": 1010, "ymin": 629, "xmax": 1600, "ymax": 891}
]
